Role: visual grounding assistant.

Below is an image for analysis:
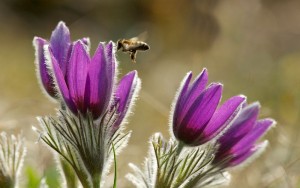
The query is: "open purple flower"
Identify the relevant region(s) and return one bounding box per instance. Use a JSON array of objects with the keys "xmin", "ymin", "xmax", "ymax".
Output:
[
  {"xmin": 33, "ymin": 21, "xmax": 90, "ymax": 98},
  {"xmin": 171, "ymin": 69, "xmax": 246, "ymax": 146},
  {"xmin": 47, "ymin": 40, "xmax": 140, "ymax": 120},
  {"xmin": 213, "ymin": 102, "xmax": 275, "ymax": 168}
]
